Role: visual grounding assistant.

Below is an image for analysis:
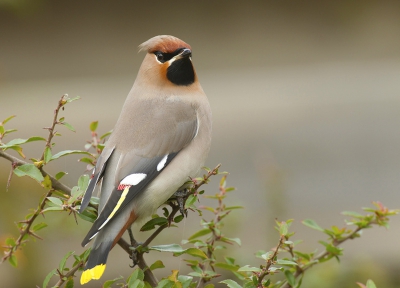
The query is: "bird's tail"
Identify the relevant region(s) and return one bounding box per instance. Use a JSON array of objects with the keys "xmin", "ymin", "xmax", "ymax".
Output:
[{"xmin": 80, "ymin": 240, "xmax": 113, "ymax": 285}]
